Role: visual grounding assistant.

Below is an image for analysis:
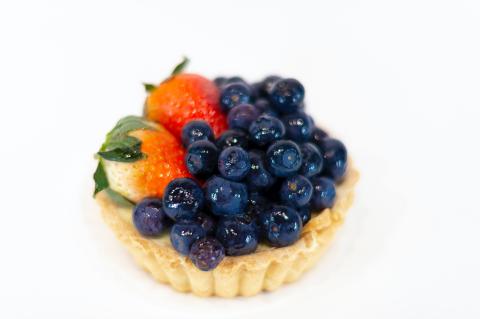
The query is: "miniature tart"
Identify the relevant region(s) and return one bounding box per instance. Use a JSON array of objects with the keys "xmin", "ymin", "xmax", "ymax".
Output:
[
  {"xmin": 96, "ymin": 165, "xmax": 358, "ymax": 297},
  {"xmin": 93, "ymin": 59, "xmax": 359, "ymax": 297}
]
